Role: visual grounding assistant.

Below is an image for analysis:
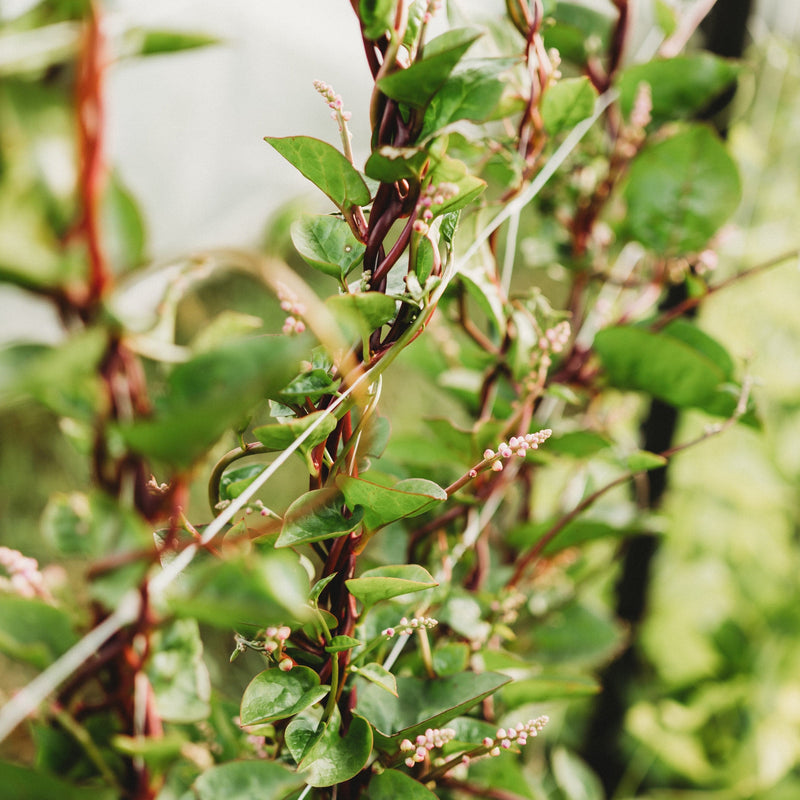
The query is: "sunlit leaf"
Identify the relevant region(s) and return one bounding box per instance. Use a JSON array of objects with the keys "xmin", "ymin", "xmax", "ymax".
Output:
[
  {"xmin": 277, "ymin": 488, "xmax": 364, "ymax": 548},
  {"xmin": 541, "ymin": 77, "xmax": 597, "ymax": 135},
  {"xmin": 265, "ymin": 136, "xmax": 371, "ymax": 210},
  {"xmin": 291, "ymin": 214, "xmax": 365, "ymax": 279},
  {"xmin": 346, "ymin": 564, "xmax": 438, "ymax": 607}
]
